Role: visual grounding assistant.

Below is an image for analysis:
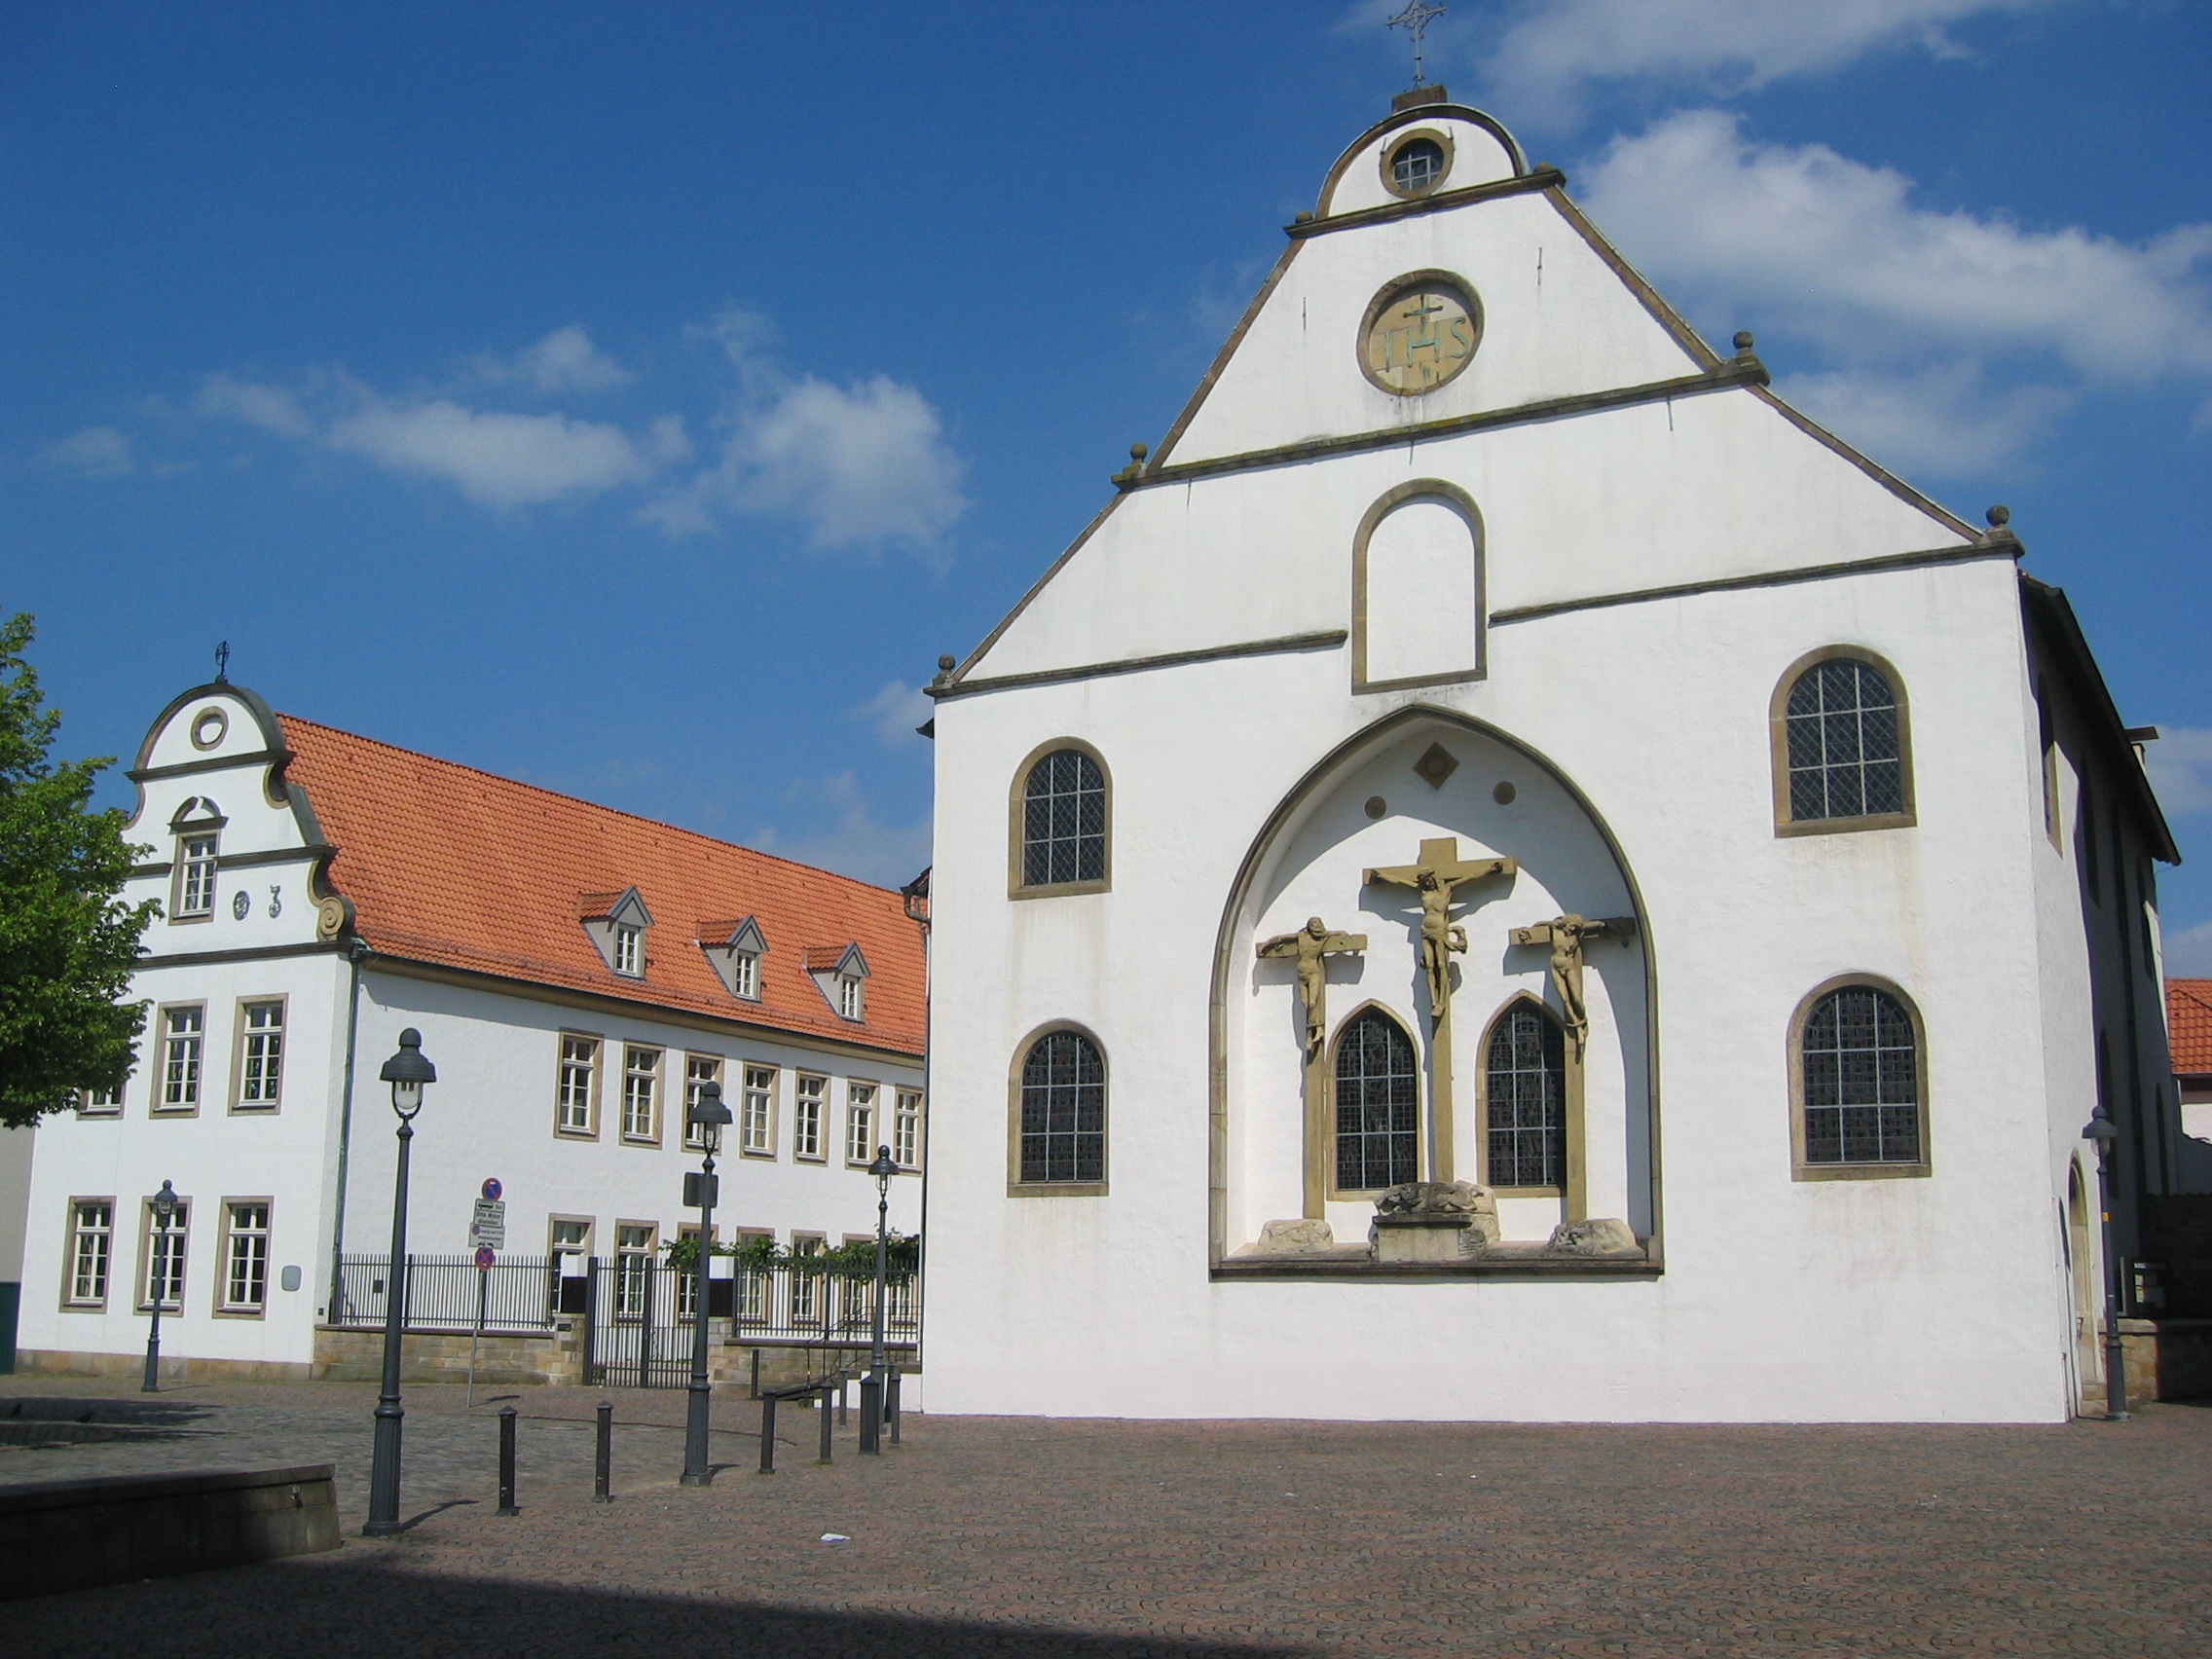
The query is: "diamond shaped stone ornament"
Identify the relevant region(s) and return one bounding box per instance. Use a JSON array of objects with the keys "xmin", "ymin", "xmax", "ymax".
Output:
[{"xmin": 1413, "ymin": 742, "xmax": 1458, "ymax": 789}]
